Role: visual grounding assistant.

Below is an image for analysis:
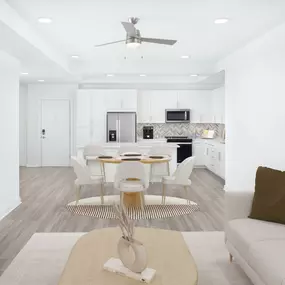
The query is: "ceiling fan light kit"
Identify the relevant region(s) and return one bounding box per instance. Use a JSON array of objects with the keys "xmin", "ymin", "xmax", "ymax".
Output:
[{"xmin": 95, "ymin": 17, "xmax": 177, "ymax": 48}]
